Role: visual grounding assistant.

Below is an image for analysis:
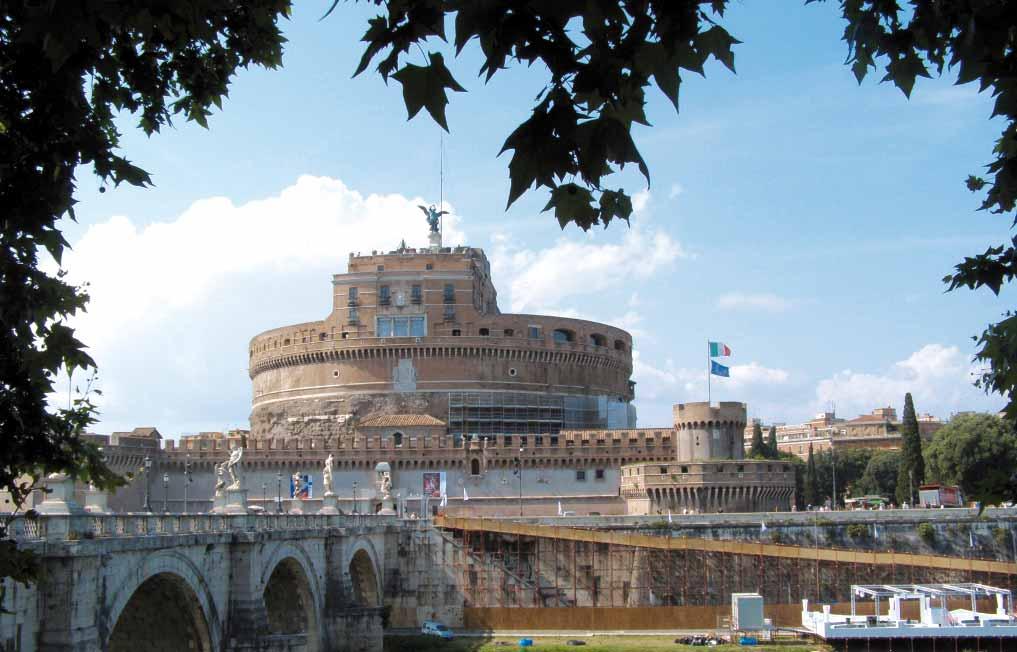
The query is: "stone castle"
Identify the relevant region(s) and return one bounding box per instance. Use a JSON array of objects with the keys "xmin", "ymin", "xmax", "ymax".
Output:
[{"xmin": 77, "ymin": 236, "xmax": 794, "ymax": 517}]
